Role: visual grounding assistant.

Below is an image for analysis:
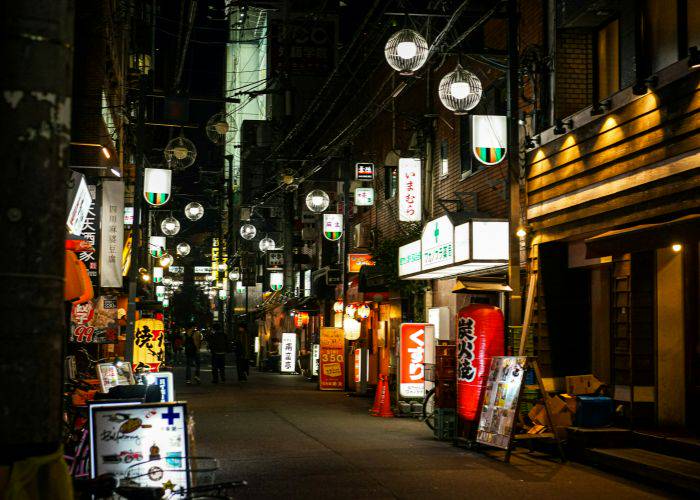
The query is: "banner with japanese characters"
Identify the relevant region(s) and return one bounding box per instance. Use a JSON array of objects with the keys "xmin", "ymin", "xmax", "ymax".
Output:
[
  {"xmin": 319, "ymin": 327, "xmax": 345, "ymax": 391},
  {"xmin": 399, "ymin": 323, "xmax": 428, "ymax": 398},
  {"xmin": 322, "ymin": 213, "xmax": 343, "ymax": 241},
  {"xmin": 70, "ymin": 295, "xmax": 118, "ymax": 343},
  {"xmin": 133, "ymin": 318, "xmax": 165, "ymax": 372},
  {"xmin": 280, "ymin": 332, "xmax": 297, "ymax": 373},
  {"xmin": 99, "ymin": 180, "xmax": 125, "ymax": 288},
  {"xmin": 398, "ymin": 158, "xmax": 421, "ymax": 222},
  {"xmin": 79, "ymin": 184, "xmax": 100, "ymax": 288}
]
